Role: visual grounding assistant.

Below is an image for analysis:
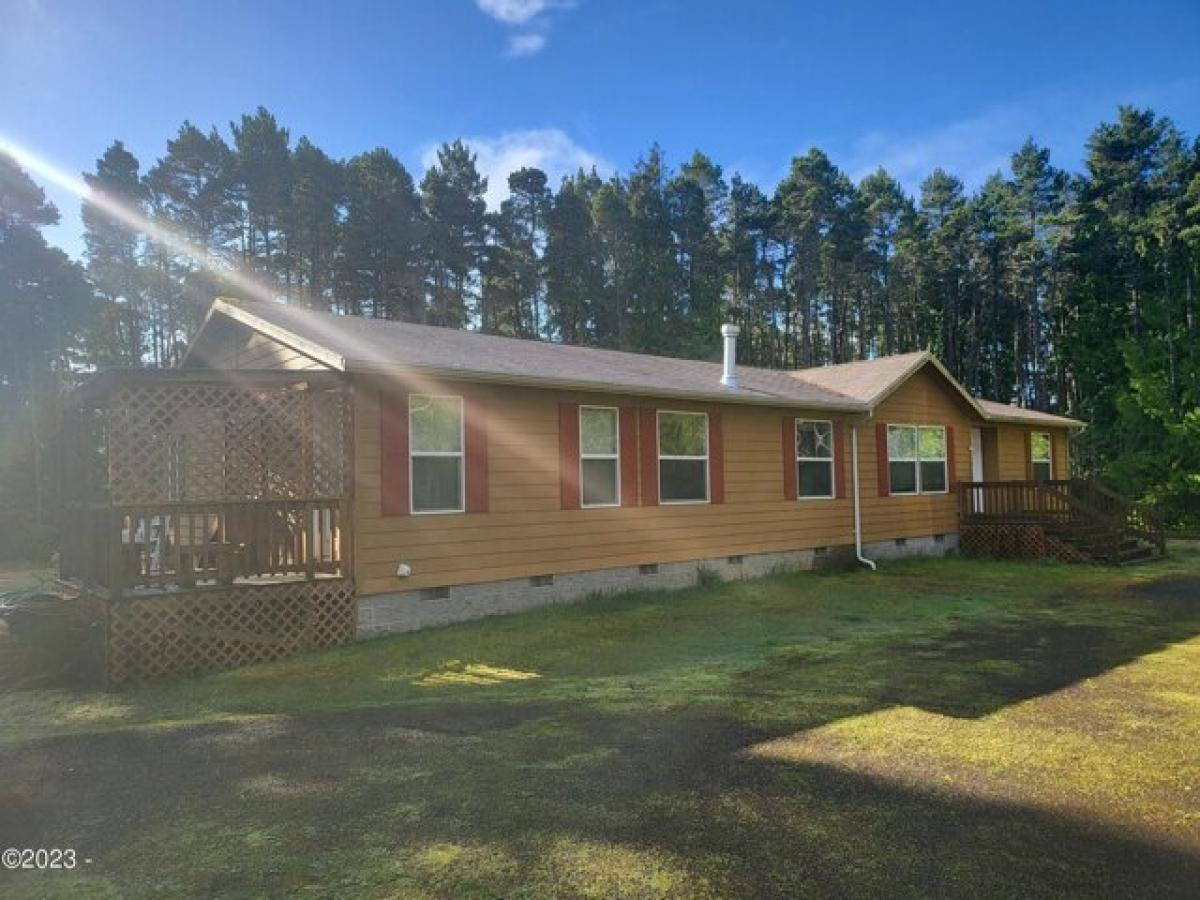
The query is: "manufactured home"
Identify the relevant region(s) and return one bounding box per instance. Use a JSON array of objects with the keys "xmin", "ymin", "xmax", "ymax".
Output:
[{"xmin": 57, "ymin": 298, "xmax": 1165, "ymax": 683}]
